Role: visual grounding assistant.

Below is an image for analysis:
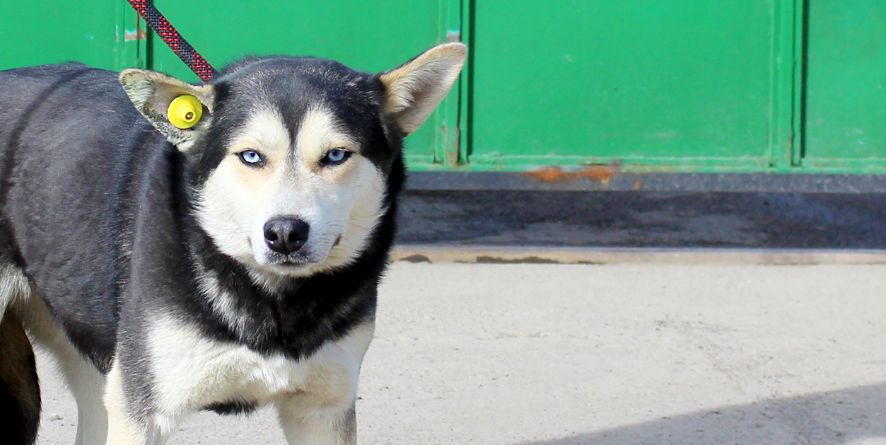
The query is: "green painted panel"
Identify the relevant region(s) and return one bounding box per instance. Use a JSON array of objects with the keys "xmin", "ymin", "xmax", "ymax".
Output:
[
  {"xmin": 470, "ymin": 0, "xmax": 782, "ymax": 168},
  {"xmin": 149, "ymin": 0, "xmax": 457, "ymax": 164},
  {"xmin": 0, "ymin": 1, "xmax": 131, "ymax": 70},
  {"xmin": 804, "ymin": 0, "xmax": 886, "ymax": 164},
  {"xmin": 4, "ymin": 0, "xmax": 886, "ymax": 177}
]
